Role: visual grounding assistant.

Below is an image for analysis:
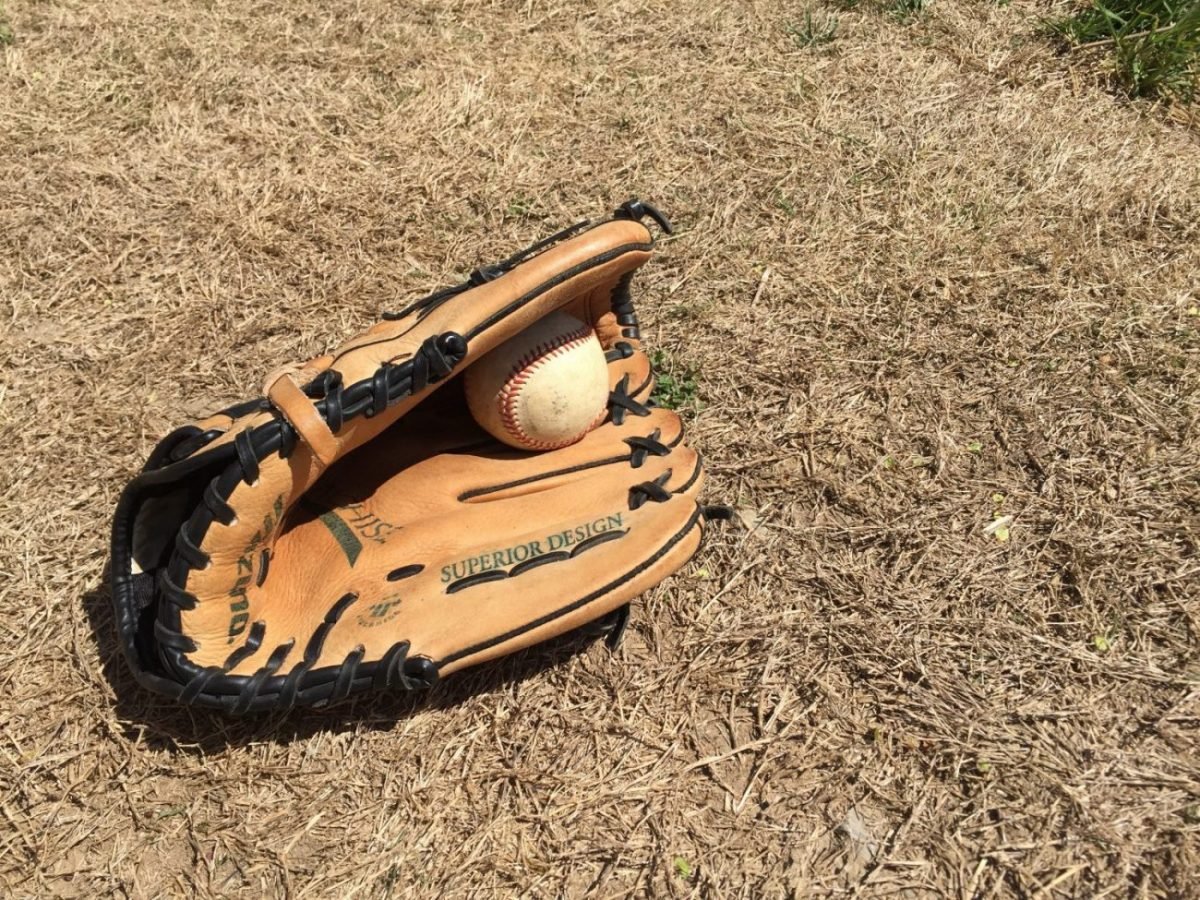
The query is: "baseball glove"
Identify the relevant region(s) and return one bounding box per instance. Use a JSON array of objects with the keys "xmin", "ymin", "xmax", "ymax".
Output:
[{"xmin": 109, "ymin": 200, "xmax": 725, "ymax": 714}]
